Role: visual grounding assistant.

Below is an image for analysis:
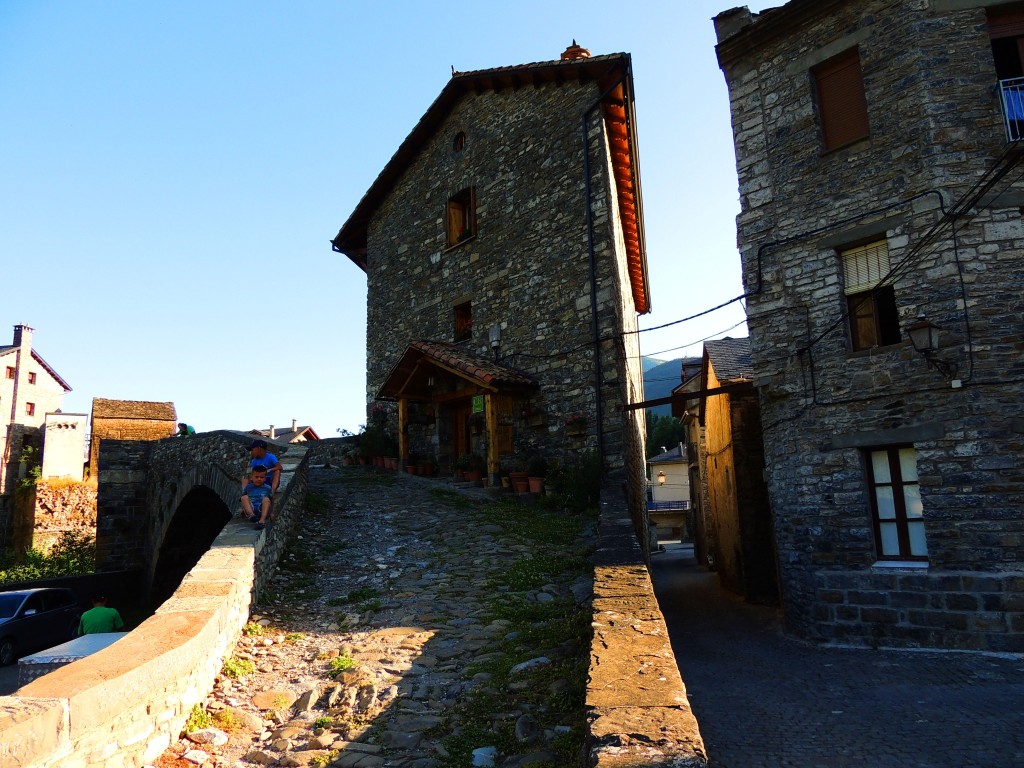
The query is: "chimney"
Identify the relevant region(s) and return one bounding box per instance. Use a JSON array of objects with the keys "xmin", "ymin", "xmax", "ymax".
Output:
[
  {"xmin": 292, "ymin": 419, "xmax": 297, "ymax": 432},
  {"xmin": 12, "ymin": 324, "xmax": 33, "ymax": 350},
  {"xmin": 560, "ymin": 40, "xmax": 590, "ymax": 61},
  {"xmin": 269, "ymin": 425, "xmax": 275, "ymax": 439}
]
